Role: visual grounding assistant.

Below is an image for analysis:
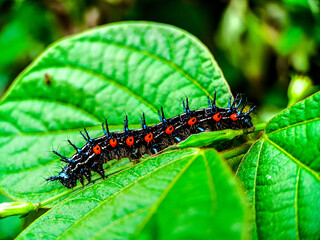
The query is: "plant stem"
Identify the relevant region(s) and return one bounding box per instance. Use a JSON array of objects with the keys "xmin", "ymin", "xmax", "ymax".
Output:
[
  {"xmin": 220, "ymin": 142, "xmax": 253, "ymax": 159},
  {"xmin": 253, "ymin": 123, "xmax": 266, "ymax": 132}
]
